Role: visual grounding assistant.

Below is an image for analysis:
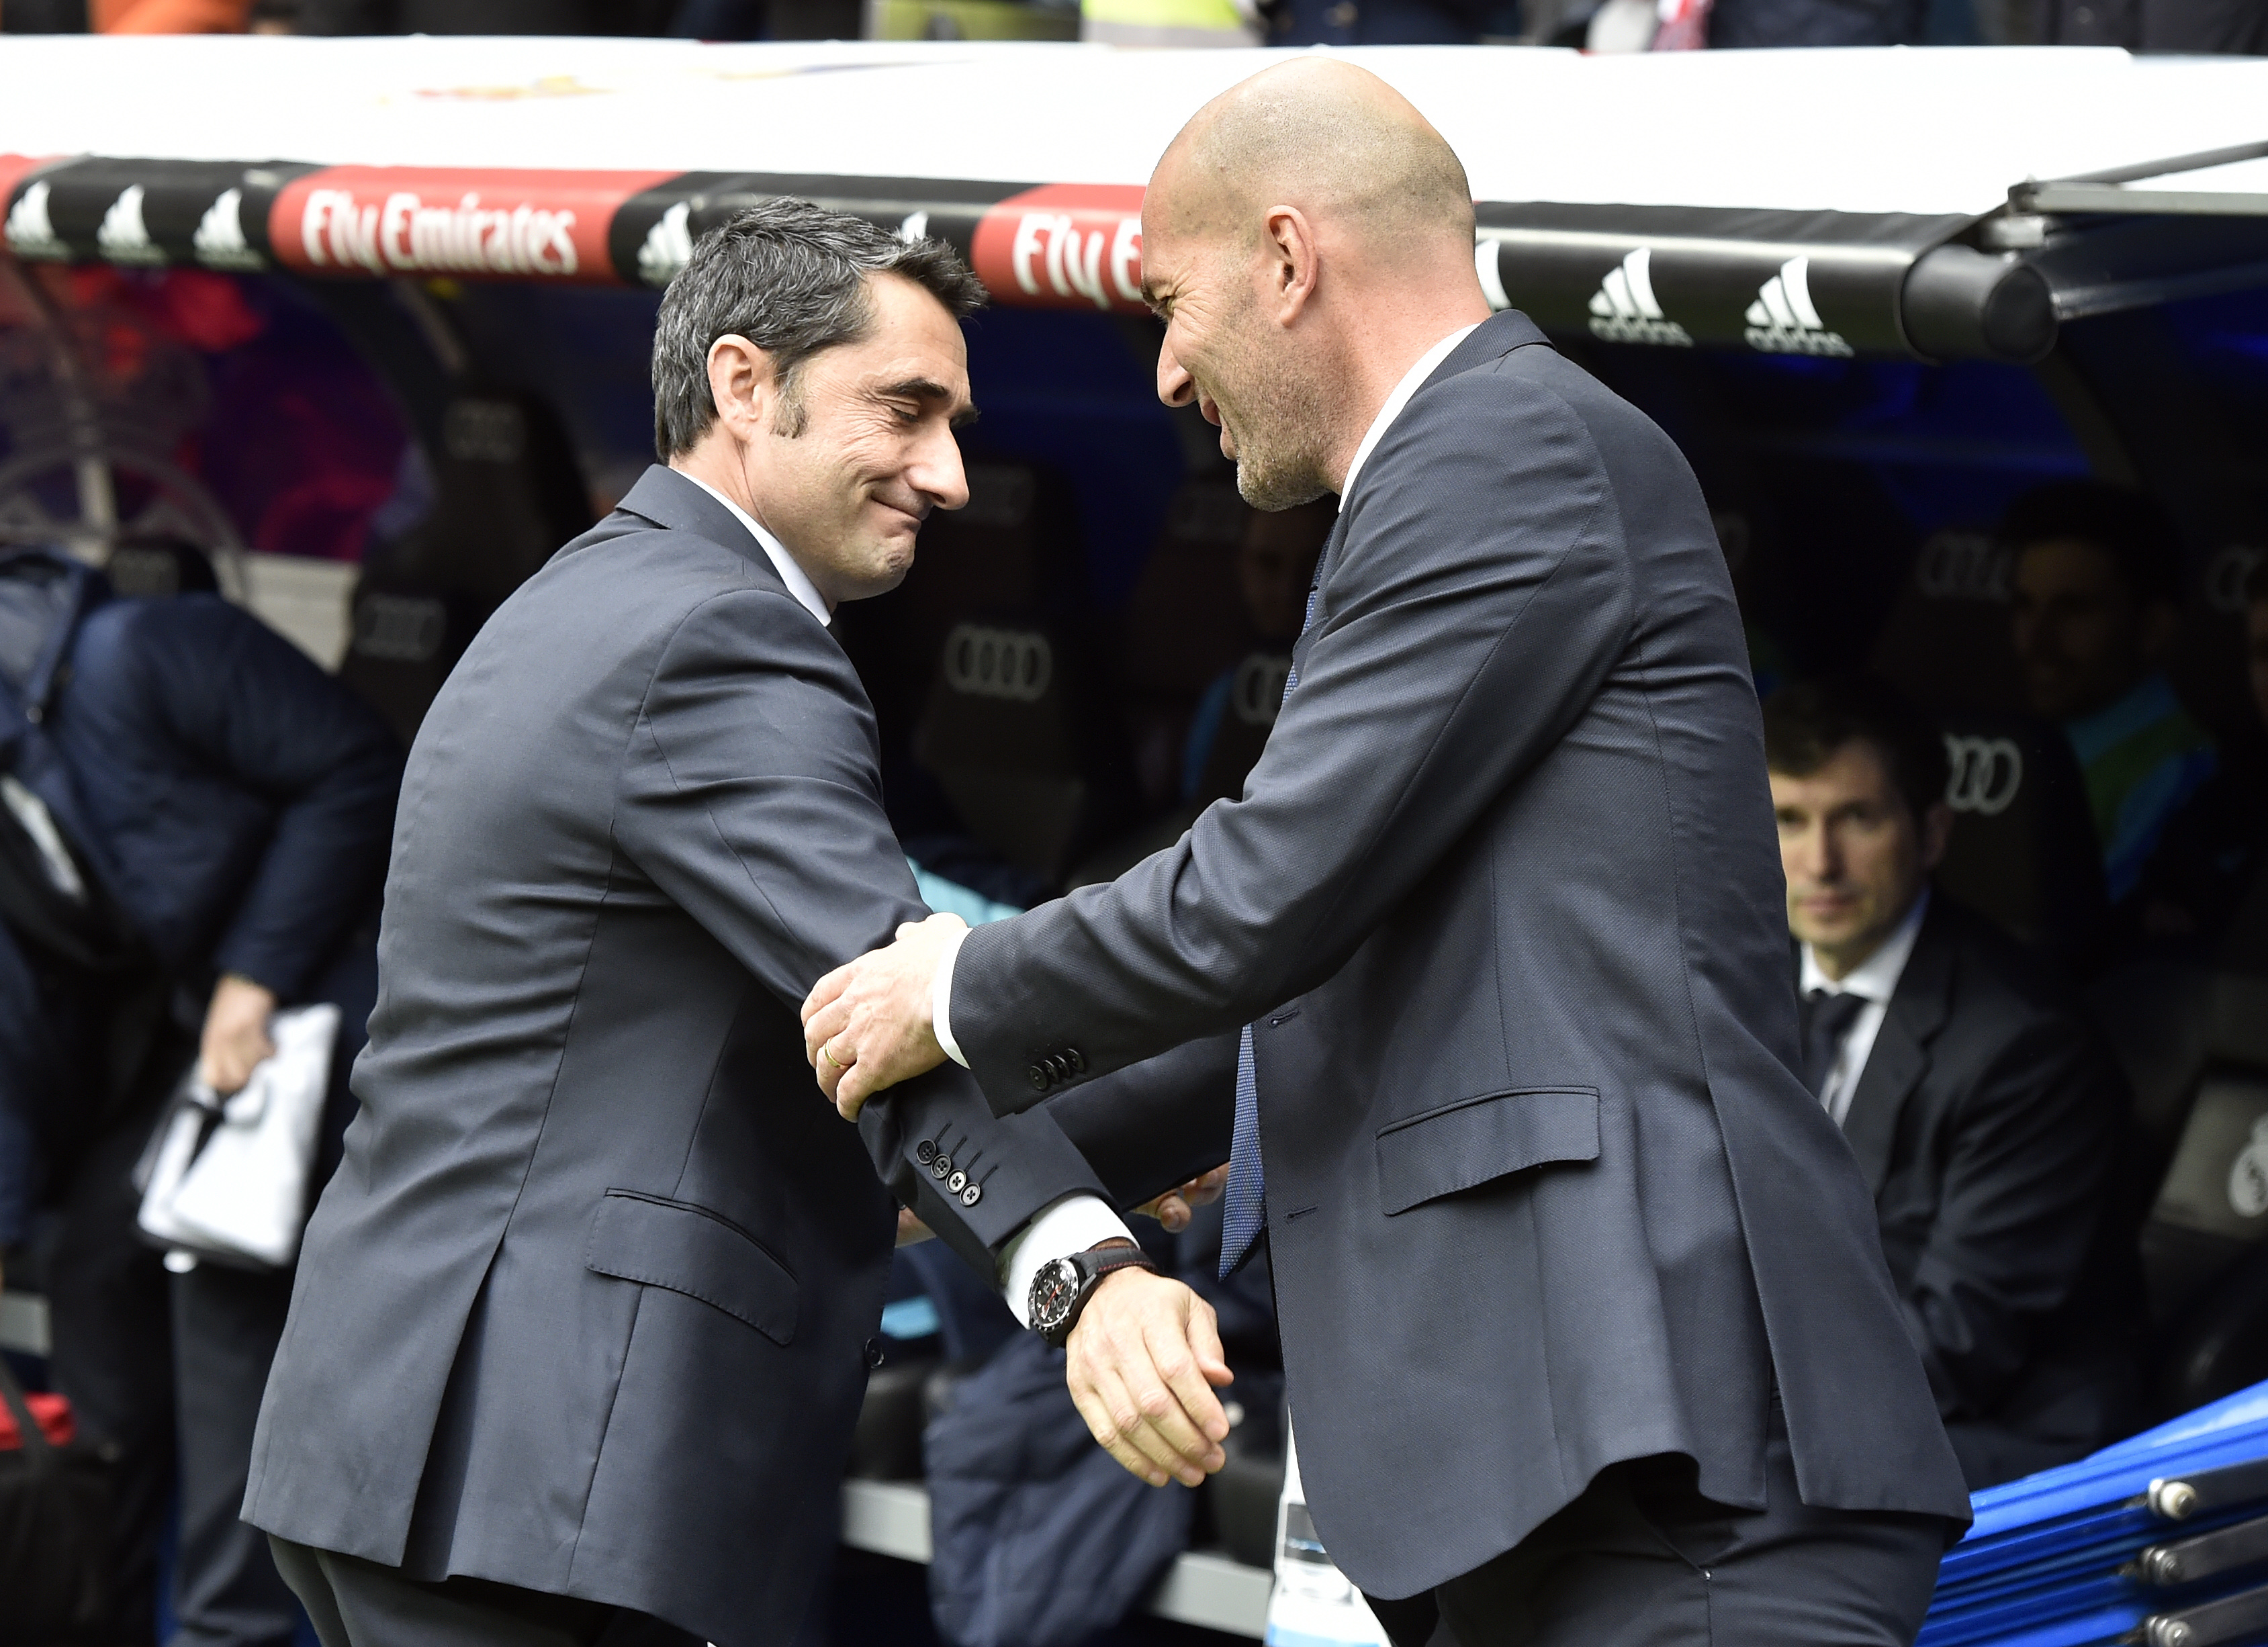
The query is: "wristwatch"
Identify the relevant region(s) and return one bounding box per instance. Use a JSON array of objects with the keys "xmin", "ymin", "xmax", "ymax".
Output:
[{"xmin": 1029, "ymin": 1241, "xmax": 1158, "ymax": 1348}]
